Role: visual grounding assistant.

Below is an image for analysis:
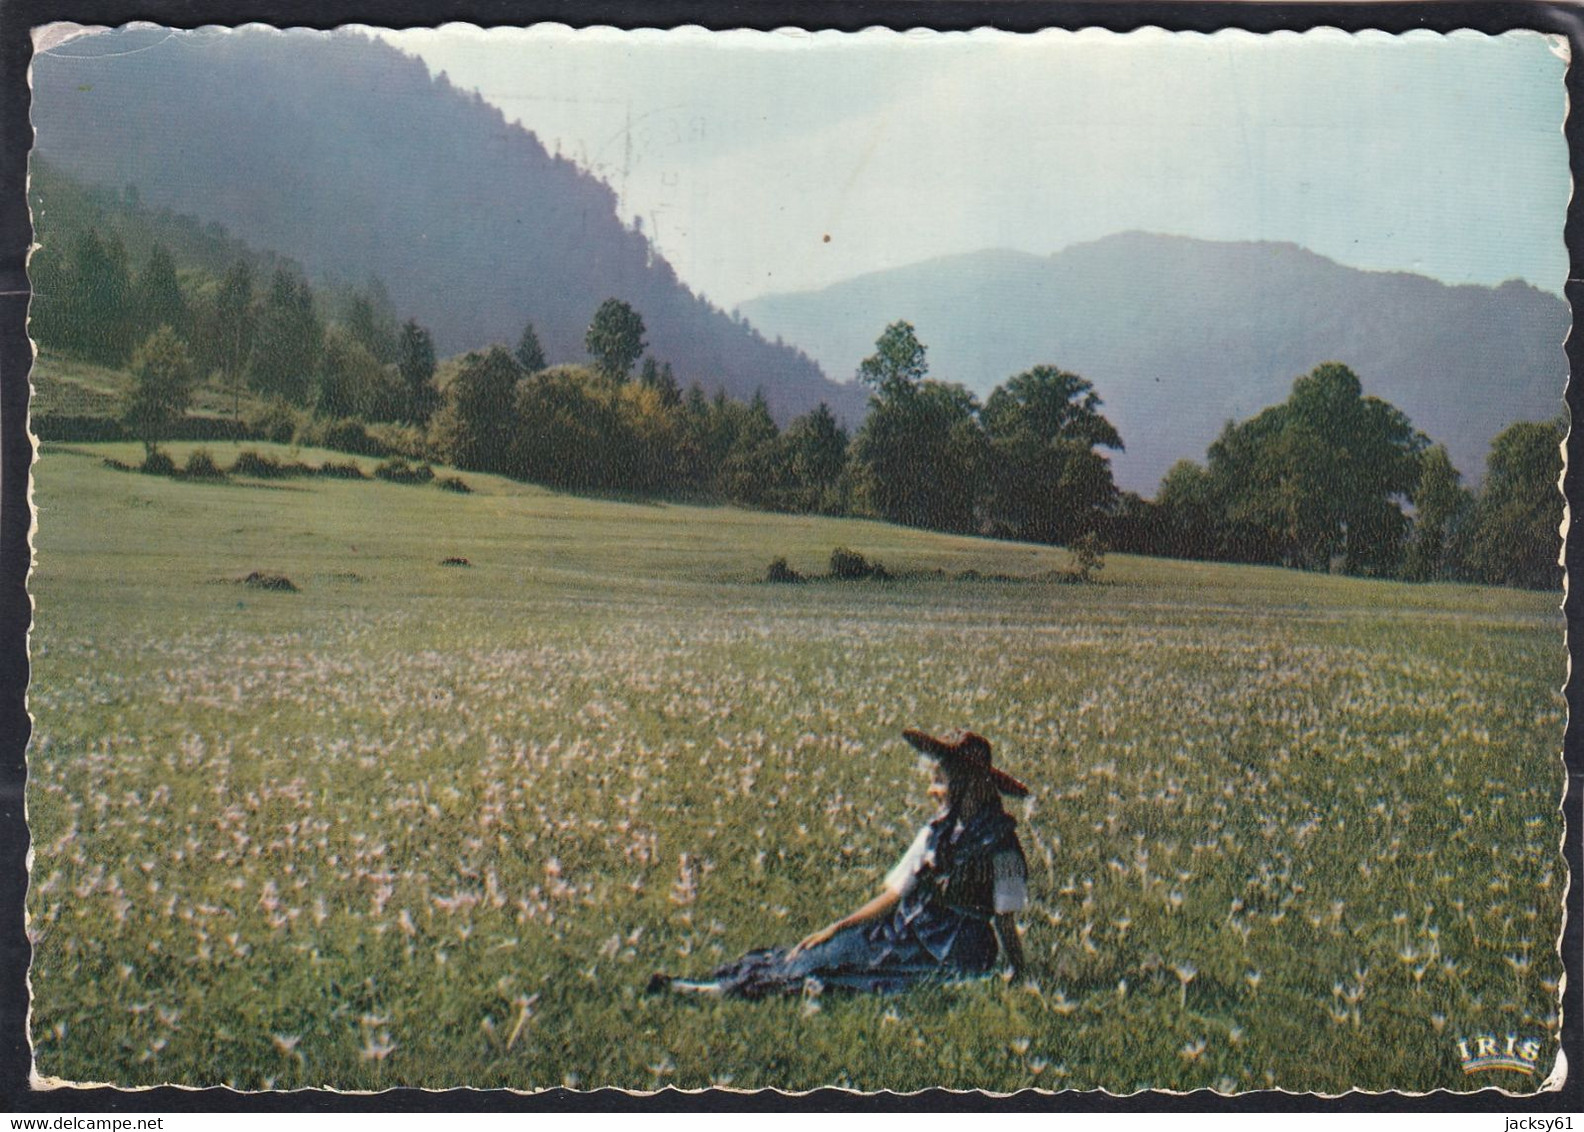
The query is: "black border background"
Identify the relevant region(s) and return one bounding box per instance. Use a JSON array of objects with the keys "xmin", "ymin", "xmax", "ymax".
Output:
[{"xmin": 1, "ymin": 0, "xmax": 1579, "ymax": 1115}]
